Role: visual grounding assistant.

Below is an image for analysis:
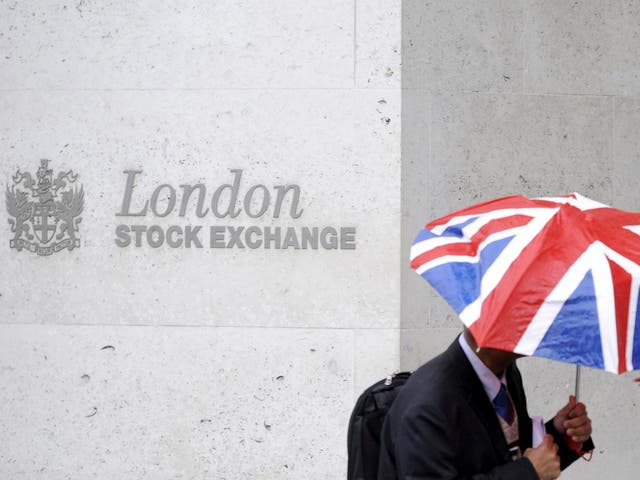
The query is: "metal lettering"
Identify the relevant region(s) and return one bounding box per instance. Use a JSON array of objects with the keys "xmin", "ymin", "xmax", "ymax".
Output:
[
  {"xmin": 179, "ymin": 184, "xmax": 210, "ymax": 217},
  {"xmin": 320, "ymin": 226, "xmax": 338, "ymax": 250},
  {"xmin": 117, "ymin": 170, "xmax": 148, "ymax": 216},
  {"xmin": 227, "ymin": 226, "xmax": 245, "ymax": 248},
  {"xmin": 273, "ymin": 185, "xmax": 304, "ymax": 219},
  {"xmin": 243, "ymin": 226, "xmax": 261, "ymax": 249},
  {"xmin": 147, "ymin": 225, "xmax": 164, "ymax": 248},
  {"xmin": 116, "ymin": 169, "xmax": 310, "ymax": 220},
  {"xmin": 210, "ymin": 226, "xmax": 226, "ymax": 248},
  {"xmin": 115, "ymin": 224, "xmax": 131, "ymax": 247},
  {"xmin": 244, "ymin": 184, "xmax": 270, "ymax": 218},
  {"xmin": 263, "ymin": 226, "xmax": 281, "ymax": 249},
  {"xmin": 131, "ymin": 225, "xmax": 147, "ymax": 247},
  {"xmin": 300, "ymin": 227, "xmax": 318, "ymax": 250},
  {"xmin": 282, "ymin": 227, "xmax": 300, "ymax": 249},
  {"xmin": 211, "ymin": 168, "xmax": 242, "ymax": 218},
  {"xmin": 340, "ymin": 227, "xmax": 356, "ymax": 250},
  {"xmin": 150, "ymin": 184, "xmax": 177, "ymax": 217},
  {"xmin": 185, "ymin": 226, "xmax": 203, "ymax": 248},
  {"xmin": 166, "ymin": 225, "xmax": 183, "ymax": 247}
]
